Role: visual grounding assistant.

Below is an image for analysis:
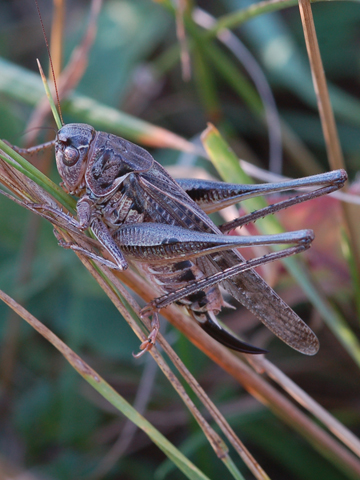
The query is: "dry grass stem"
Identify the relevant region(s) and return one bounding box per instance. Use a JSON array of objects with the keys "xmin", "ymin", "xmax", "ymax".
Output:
[
  {"xmin": 50, "ymin": 0, "xmax": 65, "ymax": 79},
  {"xmin": 298, "ymin": 0, "xmax": 360, "ymax": 272},
  {"xmin": 249, "ymin": 356, "xmax": 360, "ymax": 458},
  {"xmin": 112, "ymin": 266, "xmax": 360, "ymax": 476},
  {"xmin": 84, "ymin": 261, "xmax": 272, "ymax": 479},
  {"xmin": 176, "ymin": 0, "xmax": 191, "ymax": 81},
  {"xmin": 102, "ymin": 266, "xmax": 270, "ymax": 480},
  {"xmin": 65, "ymin": 253, "xmax": 237, "ymax": 465}
]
